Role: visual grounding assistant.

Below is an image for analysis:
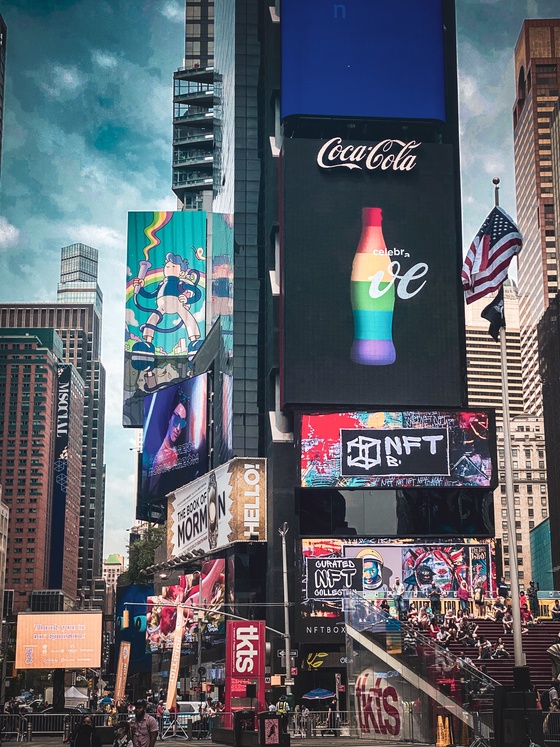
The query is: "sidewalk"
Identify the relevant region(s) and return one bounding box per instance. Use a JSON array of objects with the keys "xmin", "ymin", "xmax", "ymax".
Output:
[{"xmin": 19, "ymin": 737, "xmax": 427, "ymax": 747}]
